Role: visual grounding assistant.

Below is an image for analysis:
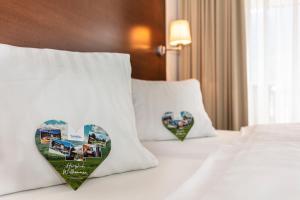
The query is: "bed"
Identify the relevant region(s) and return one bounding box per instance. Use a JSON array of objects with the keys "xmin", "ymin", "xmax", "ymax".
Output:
[
  {"xmin": 167, "ymin": 124, "xmax": 300, "ymax": 200},
  {"xmin": 1, "ymin": 1, "xmax": 300, "ymax": 200},
  {"xmin": 0, "ymin": 130, "xmax": 240, "ymax": 200}
]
